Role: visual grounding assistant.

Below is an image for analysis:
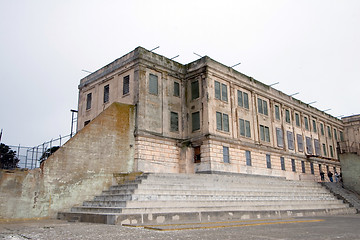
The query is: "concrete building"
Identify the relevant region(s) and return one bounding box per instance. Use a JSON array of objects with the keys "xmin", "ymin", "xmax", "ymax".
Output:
[{"xmin": 77, "ymin": 46, "xmax": 347, "ymax": 181}]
